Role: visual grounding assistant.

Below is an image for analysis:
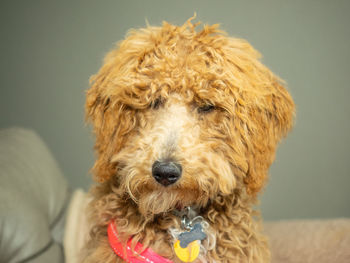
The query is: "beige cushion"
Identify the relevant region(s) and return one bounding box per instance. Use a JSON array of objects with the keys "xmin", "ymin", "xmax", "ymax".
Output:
[
  {"xmin": 0, "ymin": 128, "xmax": 70, "ymax": 263},
  {"xmin": 64, "ymin": 189, "xmax": 90, "ymax": 263},
  {"xmin": 265, "ymin": 218, "xmax": 350, "ymax": 263}
]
